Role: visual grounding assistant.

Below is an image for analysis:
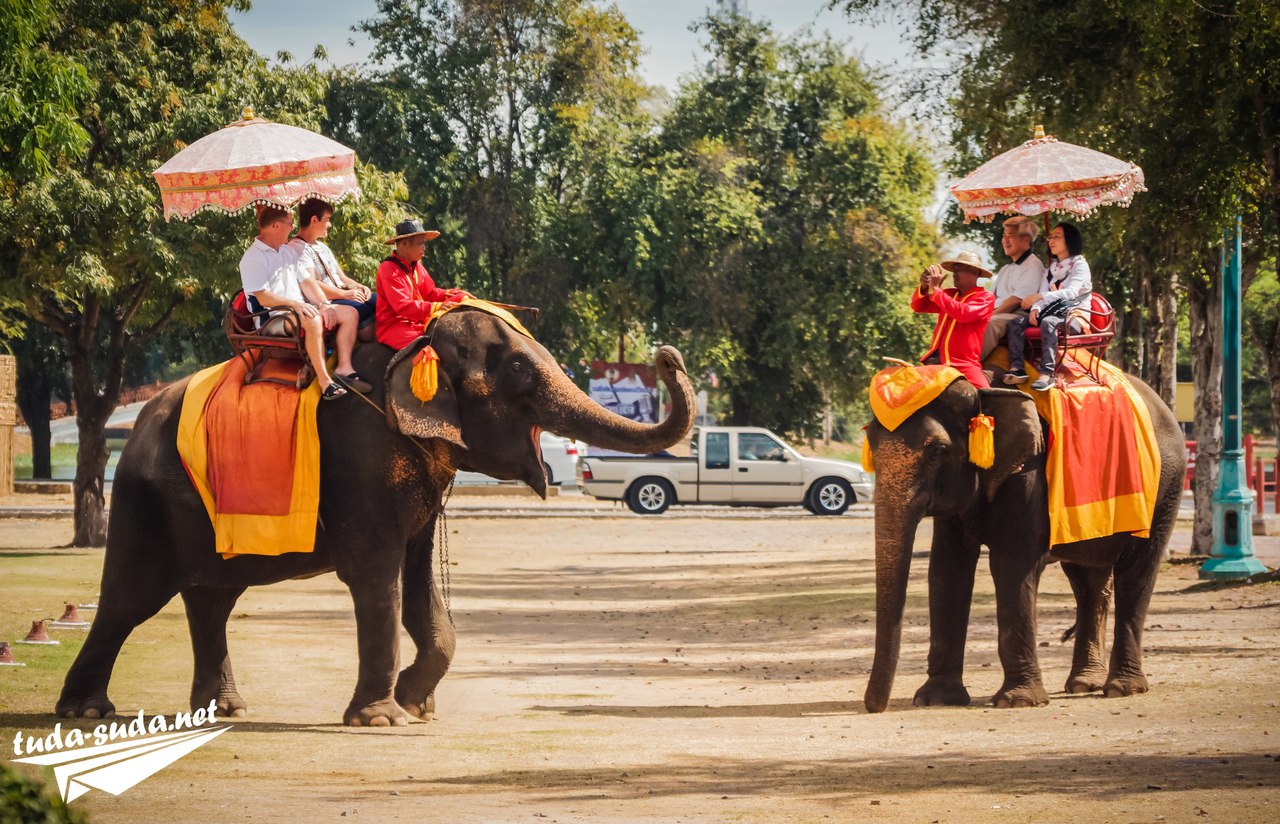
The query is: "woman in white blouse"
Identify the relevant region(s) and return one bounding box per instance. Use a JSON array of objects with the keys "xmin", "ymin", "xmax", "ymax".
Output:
[{"xmin": 1003, "ymin": 222, "xmax": 1092, "ymax": 390}]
